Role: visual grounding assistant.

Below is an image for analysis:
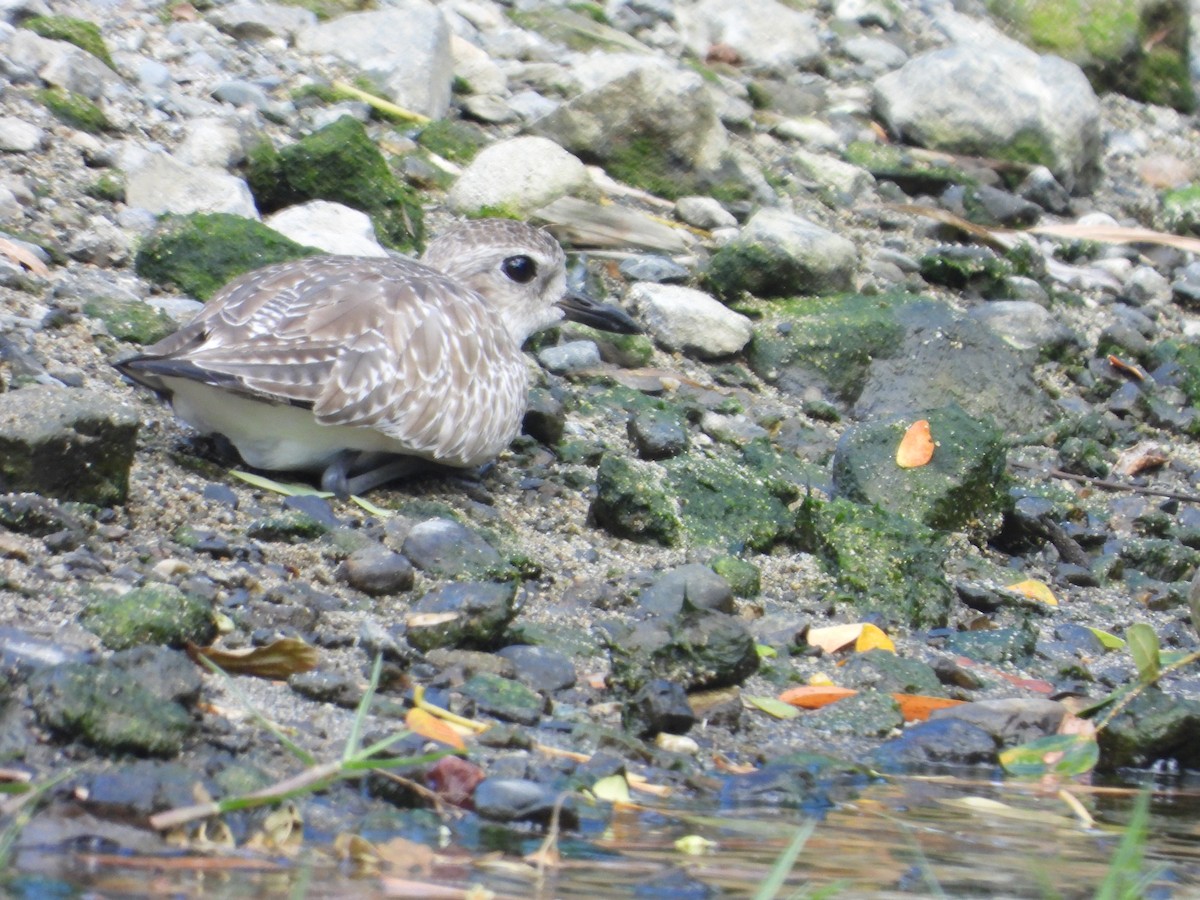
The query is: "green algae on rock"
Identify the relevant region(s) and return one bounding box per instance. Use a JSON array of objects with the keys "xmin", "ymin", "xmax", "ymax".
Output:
[
  {"xmin": 22, "ymin": 15, "xmax": 116, "ymax": 69},
  {"xmin": 246, "ymin": 115, "xmax": 424, "ymax": 251},
  {"xmin": 797, "ymin": 495, "xmax": 955, "ymax": 628},
  {"xmin": 83, "ymin": 295, "xmax": 176, "ymax": 345},
  {"xmin": 38, "ymin": 87, "xmax": 109, "ymax": 133},
  {"xmin": 134, "ymin": 213, "xmax": 318, "ymax": 300},
  {"xmin": 831, "ymin": 404, "xmax": 1009, "ymax": 532},
  {"xmin": 79, "ymin": 584, "xmax": 215, "ymax": 651}
]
